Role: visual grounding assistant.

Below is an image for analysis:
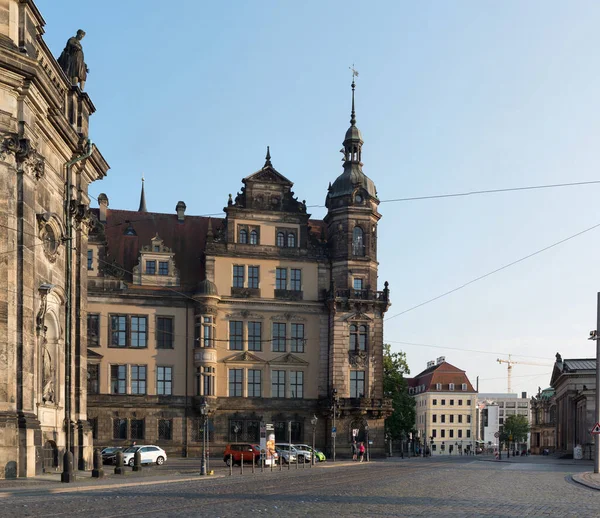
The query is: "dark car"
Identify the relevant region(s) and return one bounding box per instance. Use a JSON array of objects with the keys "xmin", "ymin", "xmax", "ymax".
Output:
[{"xmin": 100, "ymin": 447, "xmax": 123, "ymax": 464}]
